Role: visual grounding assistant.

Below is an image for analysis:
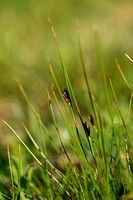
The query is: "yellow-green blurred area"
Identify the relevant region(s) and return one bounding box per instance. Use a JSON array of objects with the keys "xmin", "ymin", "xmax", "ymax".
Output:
[{"xmin": 0, "ymin": 0, "xmax": 133, "ymax": 172}]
